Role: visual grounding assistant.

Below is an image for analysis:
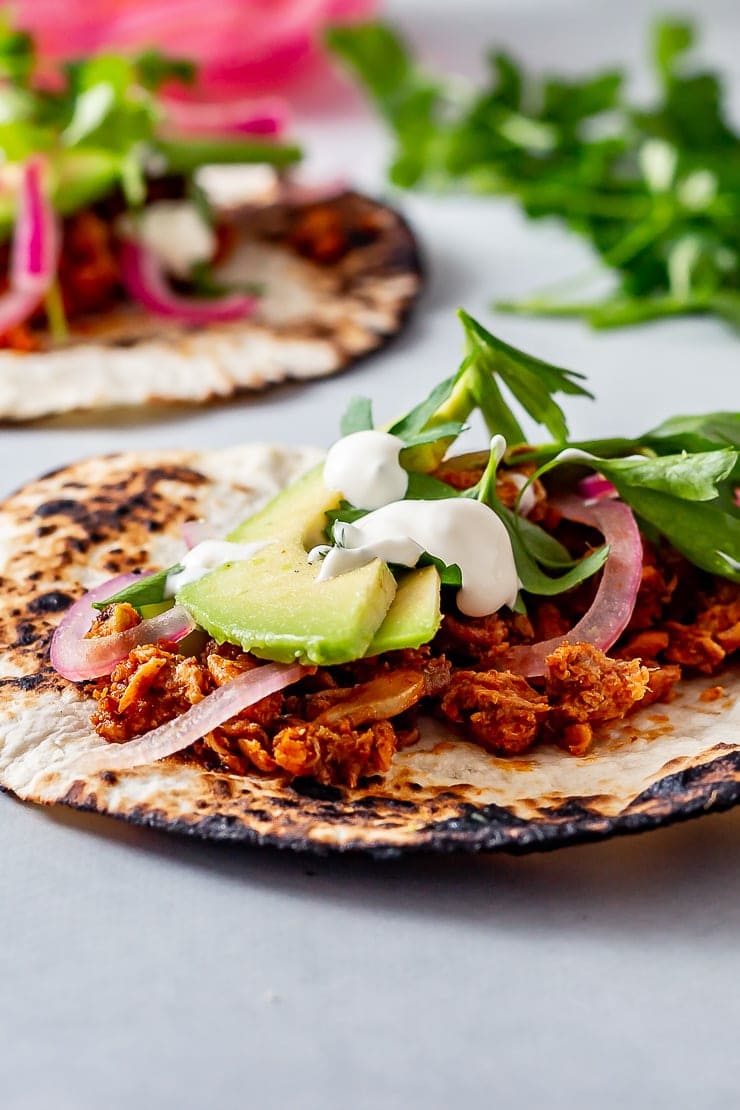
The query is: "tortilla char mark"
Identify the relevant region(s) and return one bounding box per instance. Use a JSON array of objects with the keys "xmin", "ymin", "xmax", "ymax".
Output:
[
  {"xmin": 46, "ymin": 696, "xmax": 740, "ymax": 857},
  {"xmin": 0, "ymin": 456, "xmax": 210, "ymax": 695}
]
